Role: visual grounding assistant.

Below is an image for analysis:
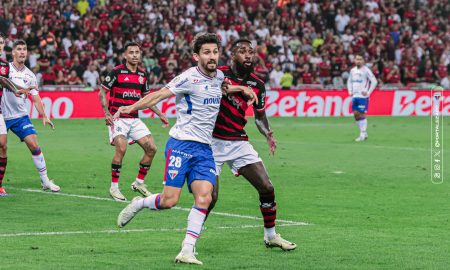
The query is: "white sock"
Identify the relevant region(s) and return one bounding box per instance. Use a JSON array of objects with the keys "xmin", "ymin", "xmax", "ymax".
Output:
[
  {"xmin": 183, "ymin": 206, "xmax": 207, "ymax": 248},
  {"xmin": 32, "ymin": 150, "xmax": 49, "ymax": 183},
  {"xmin": 264, "ymin": 227, "xmax": 276, "ymax": 240},
  {"xmin": 356, "ymin": 119, "xmax": 367, "ymax": 134},
  {"xmin": 111, "ymin": 182, "xmax": 118, "ymax": 188},
  {"xmin": 135, "ymin": 178, "xmax": 144, "ymax": 184},
  {"xmin": 142, "ymin": 193, "xmax": 161, "ymax": 210}
]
